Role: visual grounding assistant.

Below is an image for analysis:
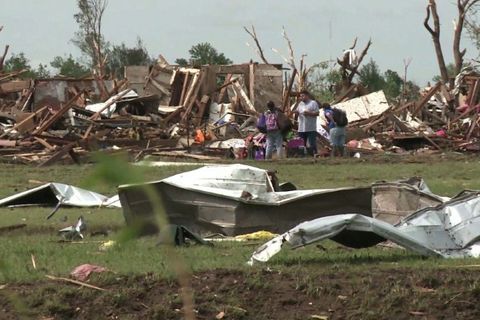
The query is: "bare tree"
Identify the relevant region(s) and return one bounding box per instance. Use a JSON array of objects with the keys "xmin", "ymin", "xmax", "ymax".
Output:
[
  {"xmin": 336, "ymin": 37, "xmax": 372, "ymax": 93},
  {"xmin": 72, "ymin": 0, "xmax": 109, "ymax": 78},
  {"xmin": 0, "ymin": 26, "xmax": 9, "ymax": 71},
  {"xmin": 244, "ymin": 25, "xmax": 269, "ymax": 64},
  {"xmin": 425, "ymin": 0, "xmax": 479, "ymax": 84},
  {"xmin": 455, "ymin": 0, "xmax": 480, "ymax": 73}
]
